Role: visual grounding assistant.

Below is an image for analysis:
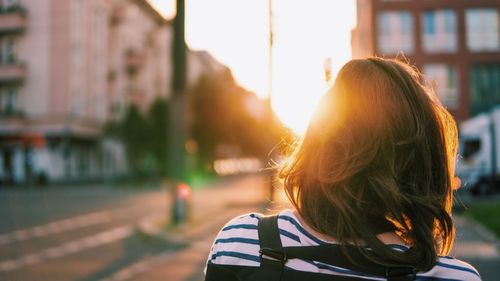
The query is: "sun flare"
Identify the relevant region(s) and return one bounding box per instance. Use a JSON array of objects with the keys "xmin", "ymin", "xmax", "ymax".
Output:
[{"xmin": 148, "ymin": 0, "xmax": 356, "ymax": 134}]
